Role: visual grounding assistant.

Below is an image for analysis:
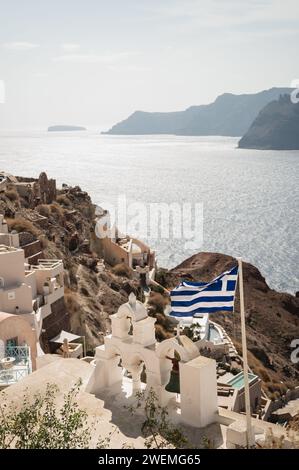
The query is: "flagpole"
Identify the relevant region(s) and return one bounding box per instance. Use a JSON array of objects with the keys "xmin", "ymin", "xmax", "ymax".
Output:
[{"xmin": 237, "ymin": 257, "xmax": 254, "ymax": 448}]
